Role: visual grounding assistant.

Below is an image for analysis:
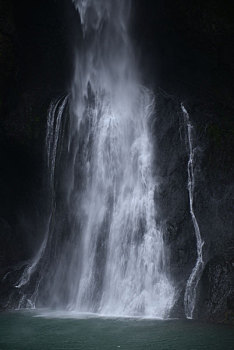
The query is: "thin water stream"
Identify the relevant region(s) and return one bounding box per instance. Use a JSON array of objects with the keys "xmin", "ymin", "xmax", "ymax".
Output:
[{"xmin": 181, "ymin": 104, "xmax": 204, "ymax": 319}]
